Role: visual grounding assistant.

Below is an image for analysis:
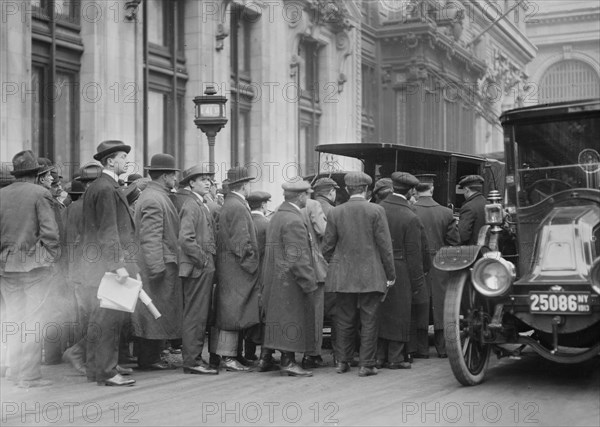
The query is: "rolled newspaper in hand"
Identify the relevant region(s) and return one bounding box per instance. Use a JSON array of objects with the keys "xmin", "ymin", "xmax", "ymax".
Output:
[{"xmin": 139, "ymin": 289, "xmax": 162, "ymax": 319}]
